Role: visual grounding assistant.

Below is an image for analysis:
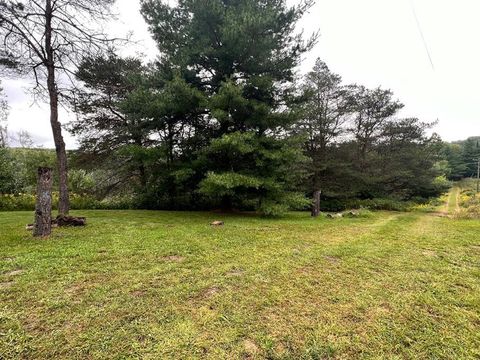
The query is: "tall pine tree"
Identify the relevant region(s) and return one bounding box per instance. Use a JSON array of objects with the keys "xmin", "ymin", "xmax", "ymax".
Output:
[{"xmin": 141, "ymin": 0, "xmax": 317, "ymax": 214}]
